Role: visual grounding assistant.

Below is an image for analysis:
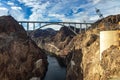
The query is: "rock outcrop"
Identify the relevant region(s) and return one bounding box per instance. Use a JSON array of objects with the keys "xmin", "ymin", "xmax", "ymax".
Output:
[
  {"xmin": 43, "ymin": 26, "xmax": 76, "ymax": 55},
  {"xmin": 101, "ymin": 46, "xmax": 120, "ymax": 80},
  {"xmin": 66, "ymin": 14, "xmax": 120, "ymax": 80},
  {"xmin": 28, "ymin": 28, "xmax": 57, "ymax": 50},
  {"xmin": 0, "ymin": 16, "xmax": 48, "ymax": 80}
]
